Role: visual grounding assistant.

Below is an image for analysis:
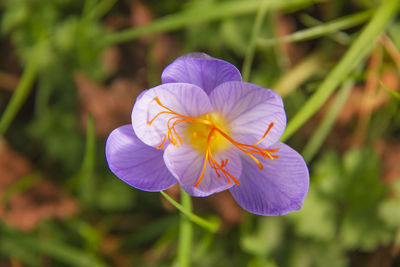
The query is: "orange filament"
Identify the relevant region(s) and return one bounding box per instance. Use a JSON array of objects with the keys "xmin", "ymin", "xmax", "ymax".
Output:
[
  {"xmin": 193, "ymin": 127, "xmax": 241, "ymax": 187},
  {"xmin": 148, "ymin": 96, "xmax": 279, "ymax": 187},
  {"xmin": 148, "ymin": 97, "xmax": 211, "ymax": 149}
]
